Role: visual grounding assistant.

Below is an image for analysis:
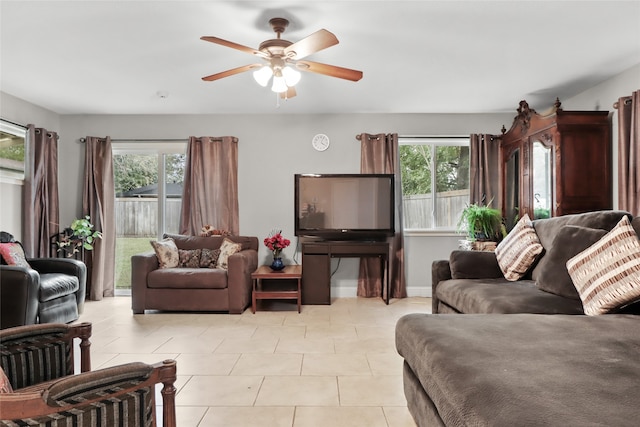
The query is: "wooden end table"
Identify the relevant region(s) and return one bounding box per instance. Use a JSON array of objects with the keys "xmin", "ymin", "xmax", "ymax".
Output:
[{"xmin": 251, "ymin": 265, "xmax": 302, "ymax": 313}]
